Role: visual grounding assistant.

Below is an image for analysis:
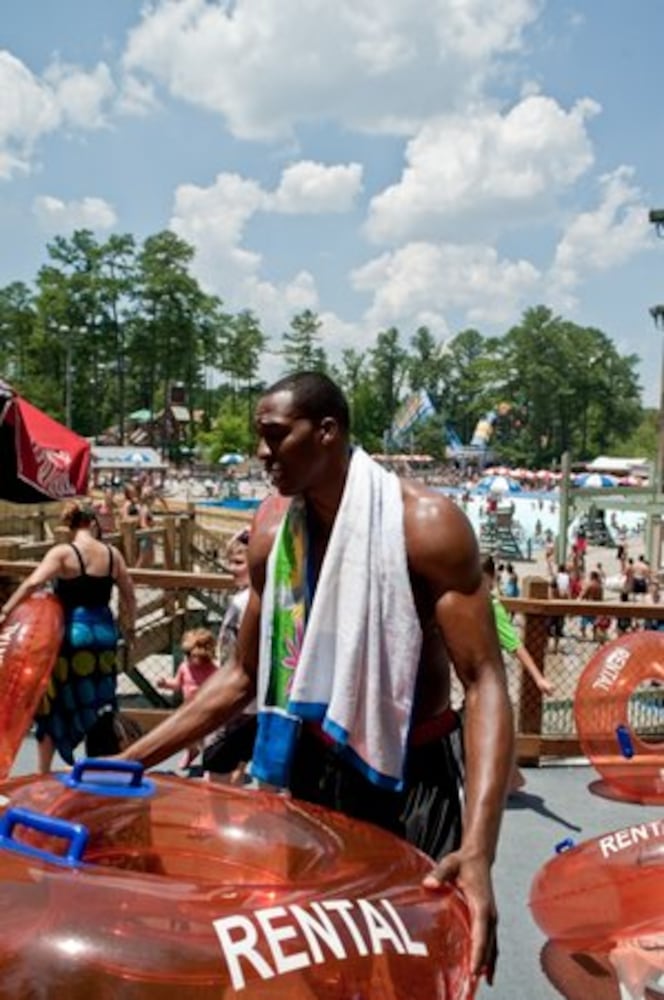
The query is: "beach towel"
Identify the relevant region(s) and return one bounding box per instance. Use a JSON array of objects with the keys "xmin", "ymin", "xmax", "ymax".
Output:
[{"xmin": 250, "ymin": 447, "xmax": 422, "ymax": 791}]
